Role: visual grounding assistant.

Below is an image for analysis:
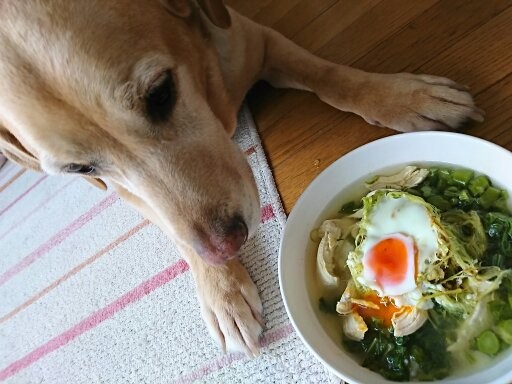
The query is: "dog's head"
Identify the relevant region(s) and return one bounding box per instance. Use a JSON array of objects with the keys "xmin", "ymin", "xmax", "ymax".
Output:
[{"xmin": 0, "ymin": 0, "xmax": 260, "ymax": 264}]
